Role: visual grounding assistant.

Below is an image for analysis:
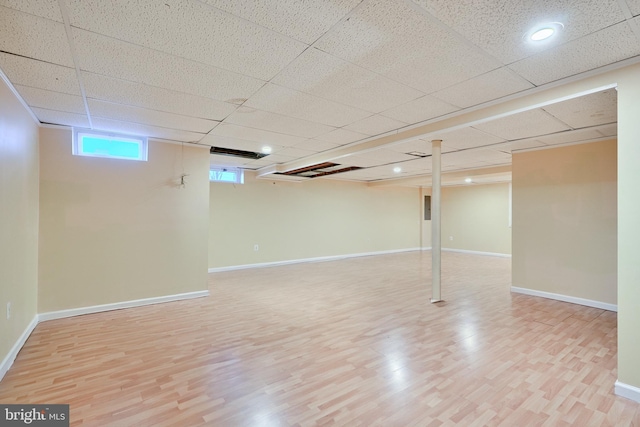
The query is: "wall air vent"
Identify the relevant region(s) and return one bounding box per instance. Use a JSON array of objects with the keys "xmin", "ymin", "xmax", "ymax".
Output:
[
  {"xmin": 210, "ymin": 146, "xmax": 268, "ymax": 160},
  {"xmin": 275, "ymin": 162, "xmax": 362, "ymax": 179}
]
